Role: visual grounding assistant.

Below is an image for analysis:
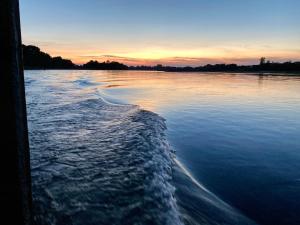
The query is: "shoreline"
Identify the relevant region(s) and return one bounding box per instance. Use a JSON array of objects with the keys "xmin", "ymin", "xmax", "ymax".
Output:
[{"xmin": 23, "ymin": 68, "xmax": 300, "ymax": 76}]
